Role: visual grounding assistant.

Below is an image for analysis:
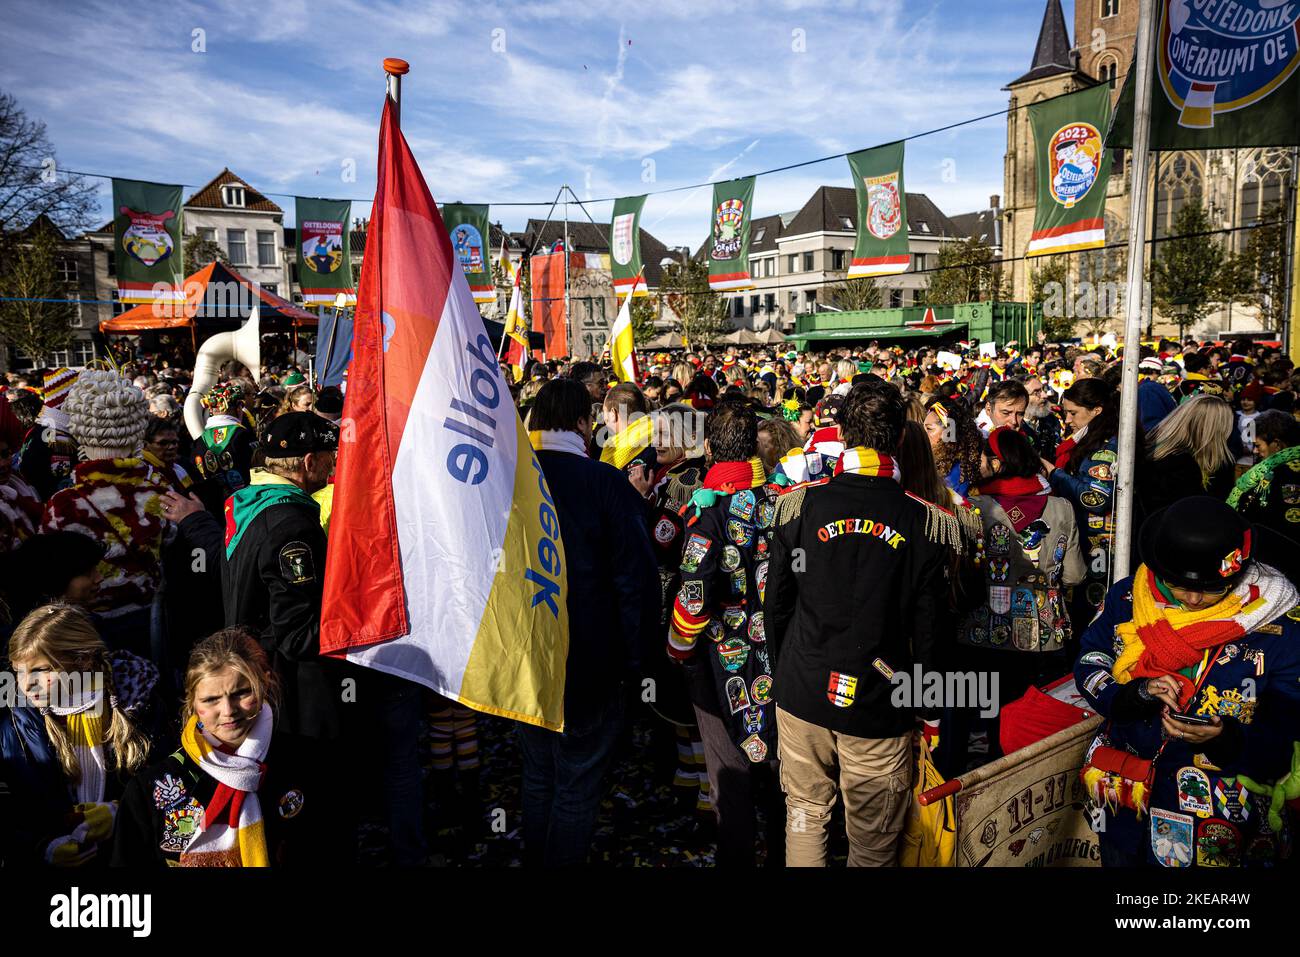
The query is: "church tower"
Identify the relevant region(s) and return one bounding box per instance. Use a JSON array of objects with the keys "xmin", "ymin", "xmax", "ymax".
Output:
[{"xmin": 1002, "ymin": 0, "xmax": 1095, "ymax": 303}]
